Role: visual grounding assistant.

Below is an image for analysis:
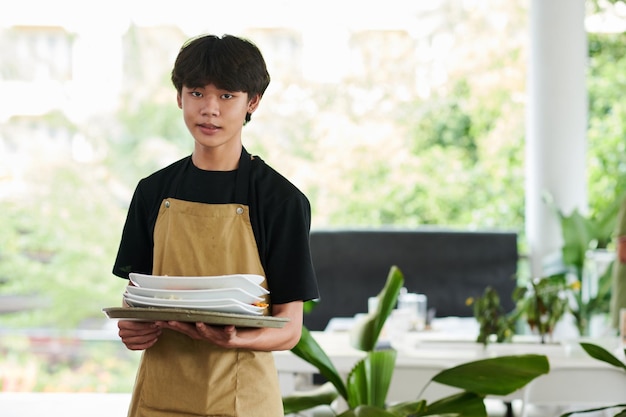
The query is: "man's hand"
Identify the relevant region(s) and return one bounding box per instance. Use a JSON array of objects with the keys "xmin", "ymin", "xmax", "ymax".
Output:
[
  {"xmin": 130, "ymin": 302, "xmax": 303, "ymax": 351},
  {"xmin": 118, "ymin": 320, "xmax": 162, "ymax": 350},
  {"xmin": 155, "ymin": 321, "xmax": 238, "ymax": 348}
]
